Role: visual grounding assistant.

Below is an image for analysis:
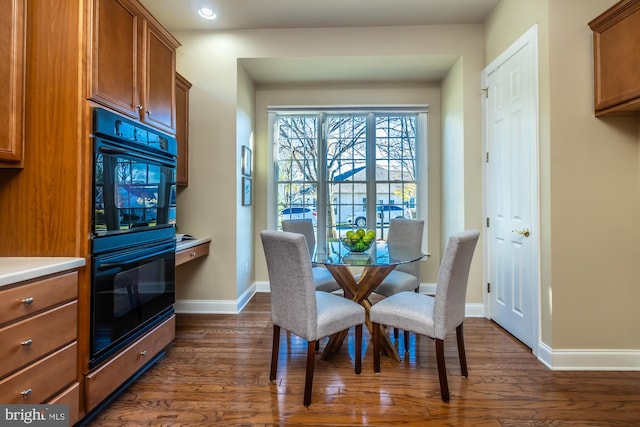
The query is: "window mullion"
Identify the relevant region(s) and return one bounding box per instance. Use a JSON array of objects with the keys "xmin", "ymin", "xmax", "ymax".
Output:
[
  {"xmin": 365, "ymin": 113, "xmax": 377, "ymax": 229},
  {"xmin": 316, "ymin": 113, "xmax": 327, "ymax": 247}
]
